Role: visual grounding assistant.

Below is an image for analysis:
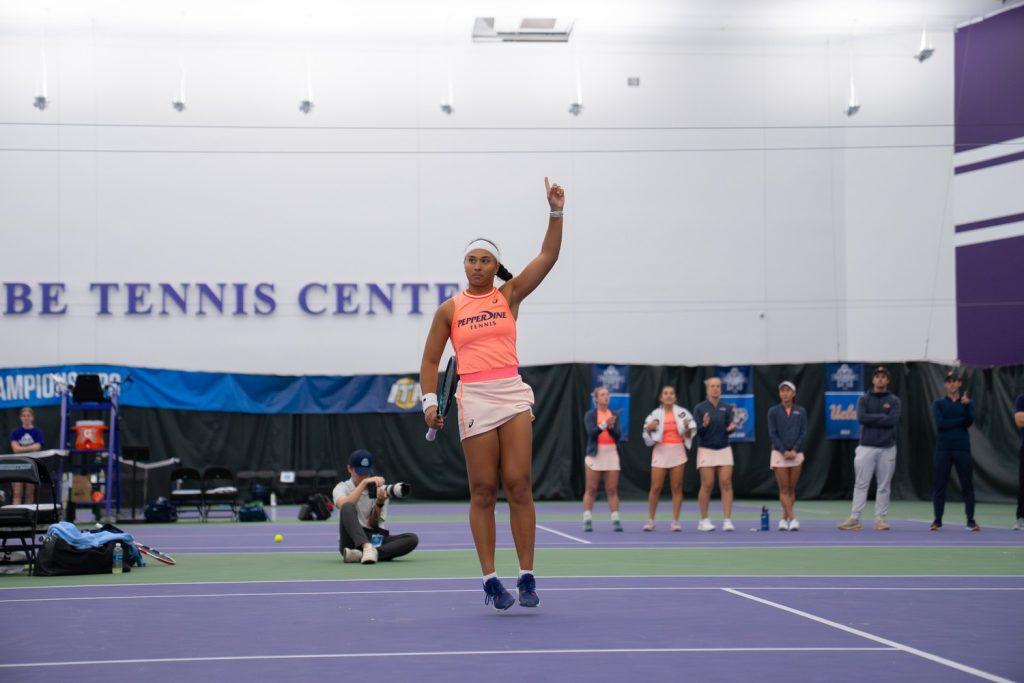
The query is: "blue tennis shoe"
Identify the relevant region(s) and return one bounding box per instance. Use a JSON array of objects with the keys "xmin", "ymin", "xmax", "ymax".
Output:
[
  {"xmin": 516, "ymin": 573, "xmax": 540, "ymax": 608},
  {"xmin": 483, "ymin": 577, "xmax": 515, "ymax": 611}
]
